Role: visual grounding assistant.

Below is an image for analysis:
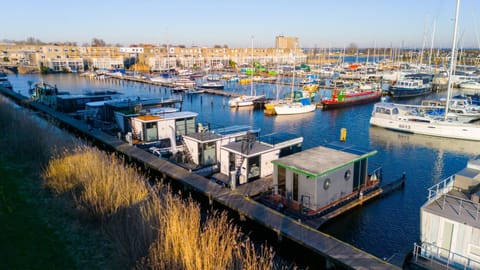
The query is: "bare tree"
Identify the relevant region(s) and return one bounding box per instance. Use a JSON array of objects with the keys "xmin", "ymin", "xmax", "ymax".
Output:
[{"xmin": 91, "ymin": 38, "xmax": 106, "ymax": 47}]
